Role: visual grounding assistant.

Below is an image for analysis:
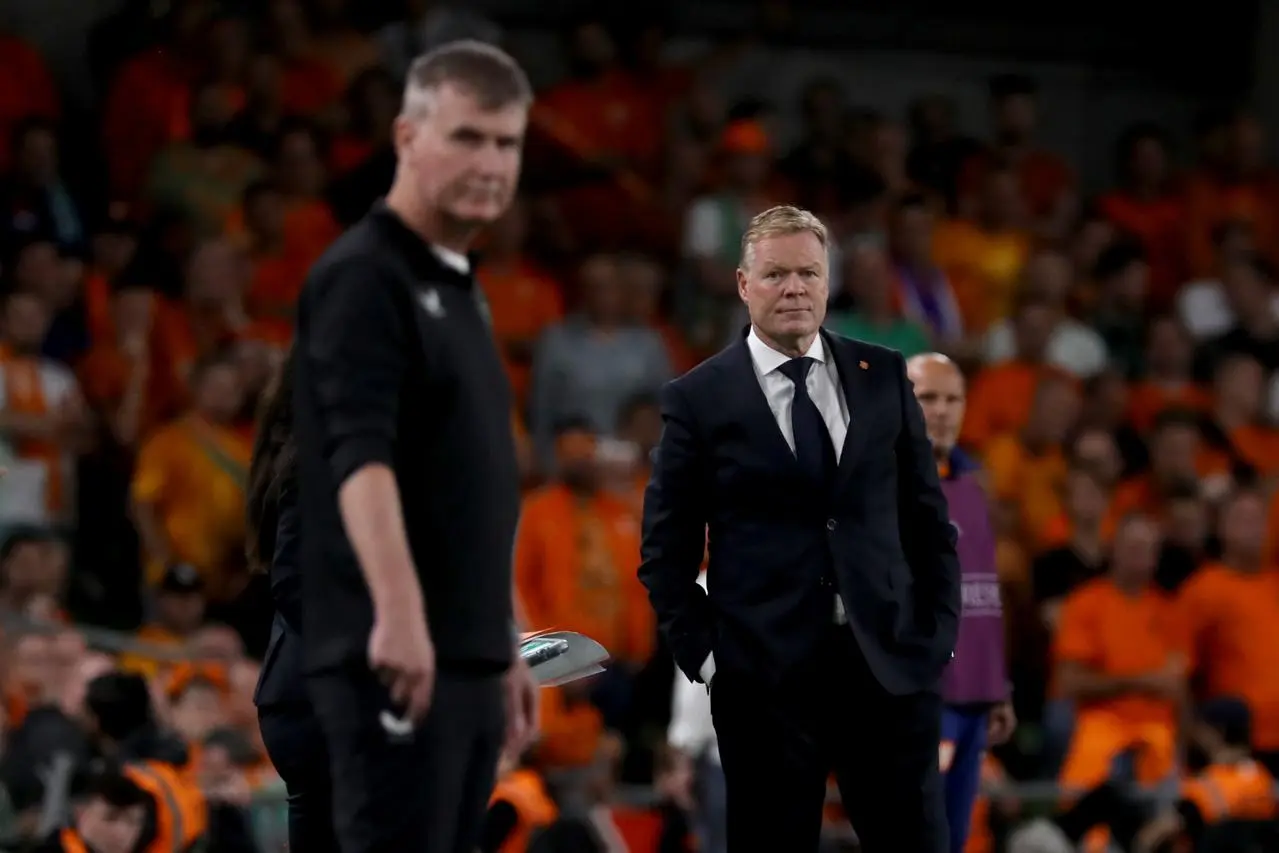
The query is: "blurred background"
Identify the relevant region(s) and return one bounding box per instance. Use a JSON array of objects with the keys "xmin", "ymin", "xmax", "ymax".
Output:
[{"xmin": 2, "ymin": 0, "xmax": 1279, "ymax": 850}]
